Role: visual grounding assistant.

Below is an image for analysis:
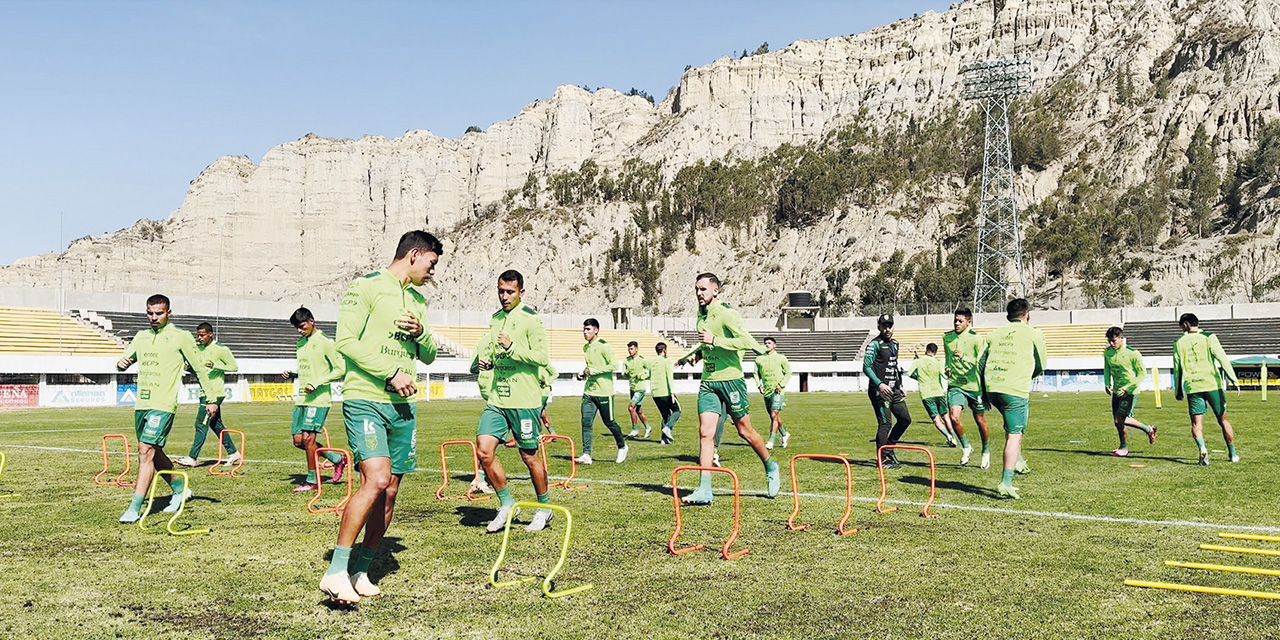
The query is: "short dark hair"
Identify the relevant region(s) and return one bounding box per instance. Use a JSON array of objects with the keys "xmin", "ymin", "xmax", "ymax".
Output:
[
  {"xmin": 583, "ymin": 318, "xmax": 600, "ymax": 329},
  {"xmin": 290, "ymin": 307, "xmax": 314, "ymax": 328},
  {"xmin": 1179, "ymin": 313, "xmax": 1199, "ymax": 327},
  {"xmin": 954, "ymin": 308, "xmax": 972, "ymax": 321},
  {"xmin": 695, "ymin": 272, "xmax": 721, "ymax": 287},
  {"xmin": 1006, "ymin": 298, "xmax": 1030, "ymax": 320},
  {"xmin": 195, "ymin": 322, "xmax": 213, "ymax": 333},
  {"xmin": 655, "ymin": 342, "xmax": 667, "ymax": 354},
  {"xmin": 146, "ymin": 294, "xmax": 170, "ymax": 310},
  {"xmin": 925, "ymin": 343, "xmax": 937, "ymax": 354},
  {"xmin": 393, "ymin": 230, "xmax": 445, "ymax": 259},
  {"xmin": 627, "ymin": 341, "xmax": 639, "ymax": 348},
  {"xmin": 498, "ymin": 269, "xmax": 524, "ymax": 289},
  {"xmin": 764, "ymin": 336, "xmax": 777, "ymax": 345},
  {"xmin": 1105, "ymin": 326, "xmax": 1124, "ymax": 341}
]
